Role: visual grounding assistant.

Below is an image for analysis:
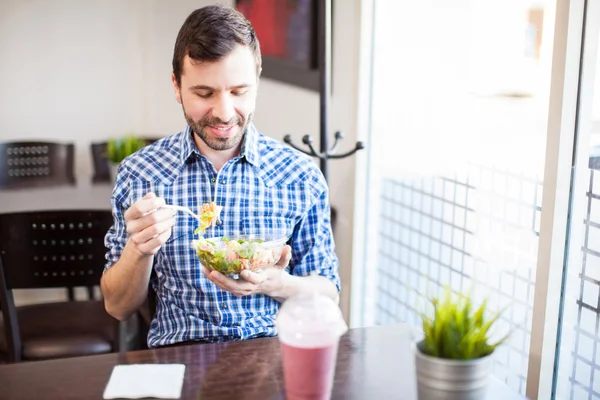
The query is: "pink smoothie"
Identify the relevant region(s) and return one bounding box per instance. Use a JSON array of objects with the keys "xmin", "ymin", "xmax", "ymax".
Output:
[{"xmin": 281, "ymin": 342, "xmax": 338, "ymax": 400}]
